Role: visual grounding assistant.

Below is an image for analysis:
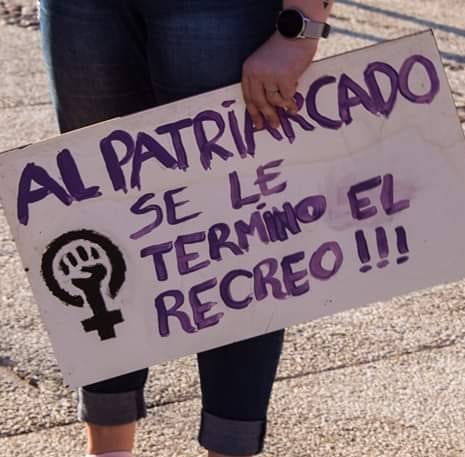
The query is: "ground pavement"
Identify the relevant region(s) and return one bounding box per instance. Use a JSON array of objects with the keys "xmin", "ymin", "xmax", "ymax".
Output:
[{"xmin": 1, "ymin": 1, "xmax": 465, "ymax": 456}]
